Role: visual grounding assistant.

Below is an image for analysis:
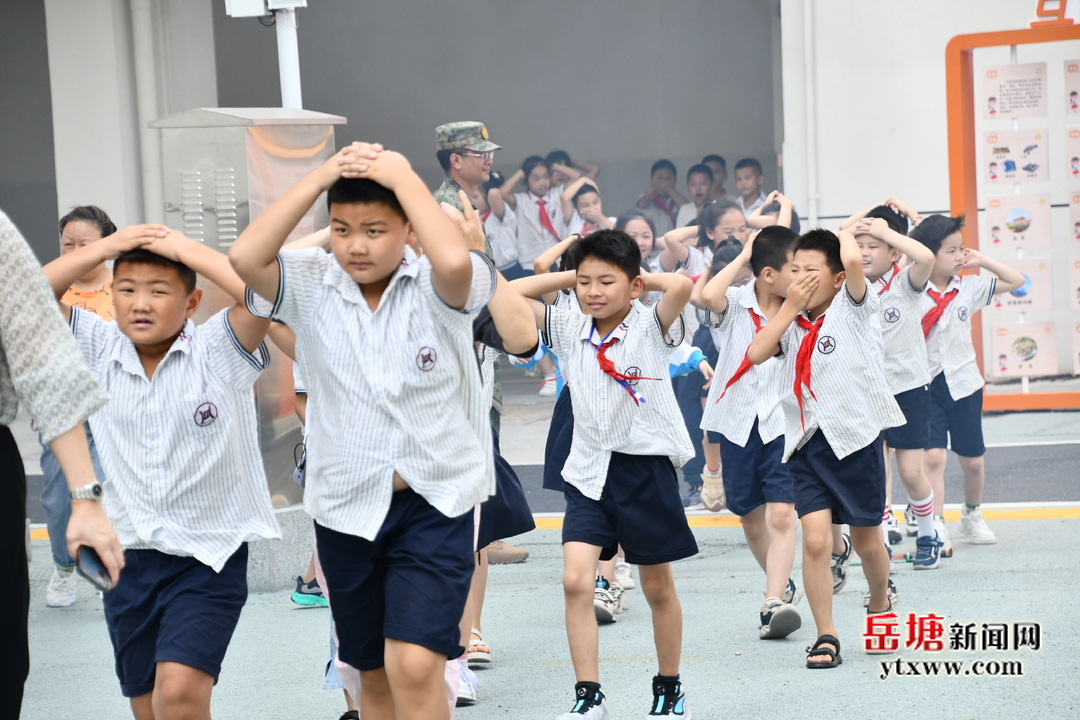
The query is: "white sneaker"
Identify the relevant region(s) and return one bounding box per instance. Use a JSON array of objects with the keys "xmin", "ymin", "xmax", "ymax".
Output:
[
  {"xmin": 958, "ymin": 506, "xmax": 997, "ymax": 545},
  {"xmin": 934, "ymin": 517, "xmax": 952, "ymax": 552},
  {"xmin": 782, "ymin": 577, "xmax": 804, "ymax": 606},
  {"xmin": 555, "ymin": 689, "xmax": 609, "ymax": 720},
  {"xmin": 539, "ymin": 375, "xmax": 557, "ymax": 396},
  {"xmin": 759, "ymin": 598, "xmax": 801, "ymax": 639},
  {"xmin": 456, "ymin": 658, "xmax": 478, "ymax": 706},
  {"xmin": 594, "ymin": 580, "xmax": 617, "ymax": 624},
  {"xmin": 46, "ymin": 568, "xmax": 77, "ymax": 607},
  {"xmin": 615, "ymin": 559, "xmax": 636, "ymax": 590},
  {"xmin": 610, "ymin": 582, "xmax": 627, "ymax": 616}
]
